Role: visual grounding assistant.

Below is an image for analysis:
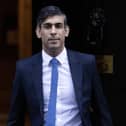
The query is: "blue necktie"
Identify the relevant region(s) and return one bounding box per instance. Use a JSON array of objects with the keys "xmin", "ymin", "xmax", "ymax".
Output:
[{"xmin": 46, "ymin": 58, "xmax": 59, "ymax": 126}]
